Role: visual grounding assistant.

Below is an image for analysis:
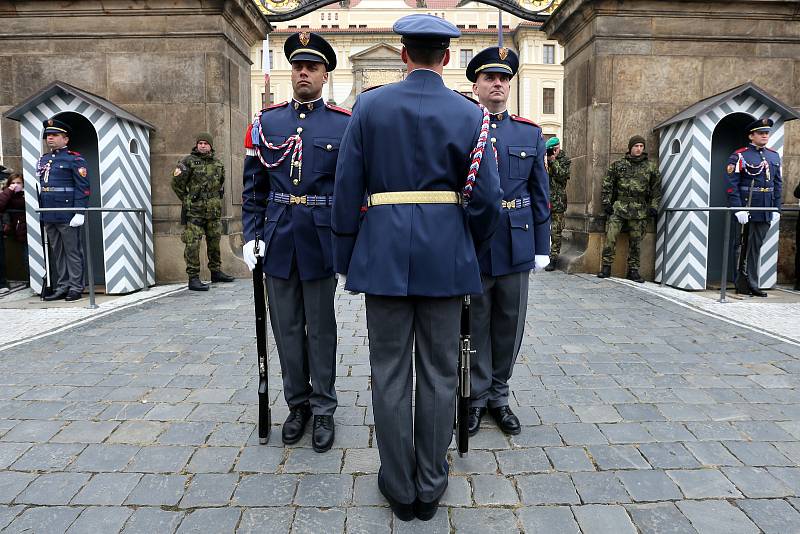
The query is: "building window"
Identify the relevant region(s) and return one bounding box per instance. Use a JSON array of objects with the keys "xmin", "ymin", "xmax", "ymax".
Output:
[
  {"xmin": 460, "ymin": 49, "xmax": 473, "ymax": 68},
  {"xmin": 129, "ymin": 139, "xmax": 139, "ymax": 155},
  {"xmin": 268, "ymin": 51, "xmax": 273, "ymax": 70},
  {"xmin": 671, "ymin": 139, "xmax": 681, "ymax": 155},
  {"xmin": 543, "ymin": 44, "xmax": 555, "ymax": 64},
  {"xmin": 543, "ymin": 88, "xmax": 555, "ymax": 114},
  {"xmin": 457, "ymin": 24, "xmax": 465, "ymax": 29},
  {"xmin": 468, "ymin": 24, "xmax": 478, "ymax": 29}
]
